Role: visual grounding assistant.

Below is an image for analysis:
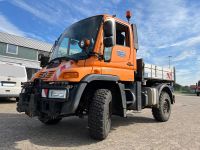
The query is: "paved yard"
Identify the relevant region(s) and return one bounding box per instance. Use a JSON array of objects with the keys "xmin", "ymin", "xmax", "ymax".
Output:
[{"xmin": 0, "ymin": 94, "xmax": 200, "ymax": 150}]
